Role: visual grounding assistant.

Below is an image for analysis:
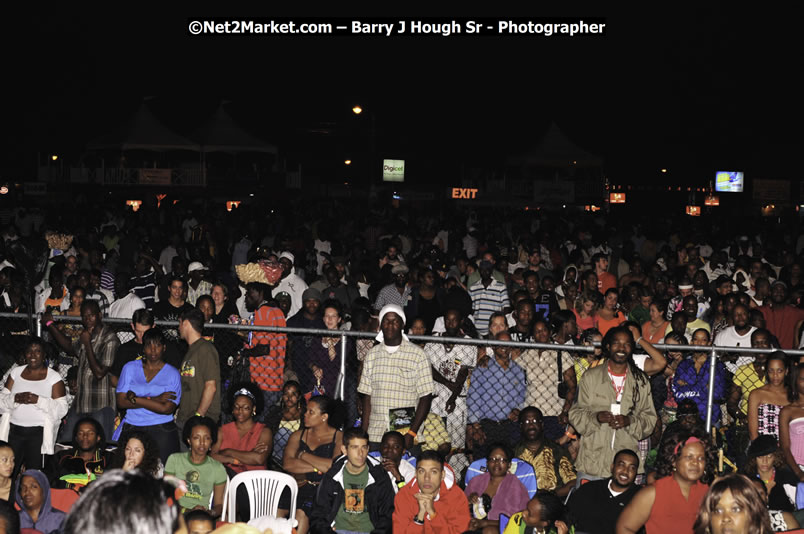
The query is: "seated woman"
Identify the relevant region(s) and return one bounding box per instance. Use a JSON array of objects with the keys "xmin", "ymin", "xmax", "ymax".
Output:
[
  {"xmin": 110, "ymin": 429, "xmax": 163, "ymax": 478},
  {"xmin": 693, "ymin": 474, "xmax": 773, "ymax": 534},
  {"xmin": 15, "ymin": 469, "xmax": 66, "ymax": 534},
  {"xmin": 165, "ymin": 415, "xmax": 227, "ymax": 518},
  {"xmin": 618, "ymin": 427, "xmax": 713, "ymax": 534},
  {"xmin": 0, "ymin": 337, "xmax": 68, "ymax": 473},
  {"xmin": 265, "ymin": 380, "xmax": 305, "ymax": 469},
  {"xmin": 742, "ymin": 434, "xmax": 798, "ymax": 514},
  {"xmin": 0, "ymin": 441, "xmax": 14, "ymax": 502},
  {"xmin": 211, "ymin": 381, "xmax": 273, "ymax": 475},
  {"xmin": 465, "ymin": 443, "xmax": 529, "ymax": 534},
  {"xmin": 114, "ymin": 328, "xmax": 181, "ymax": 463},
  {"xmin": 282, "ymin": 395, "xmax": 345, "ymax": 534}
]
